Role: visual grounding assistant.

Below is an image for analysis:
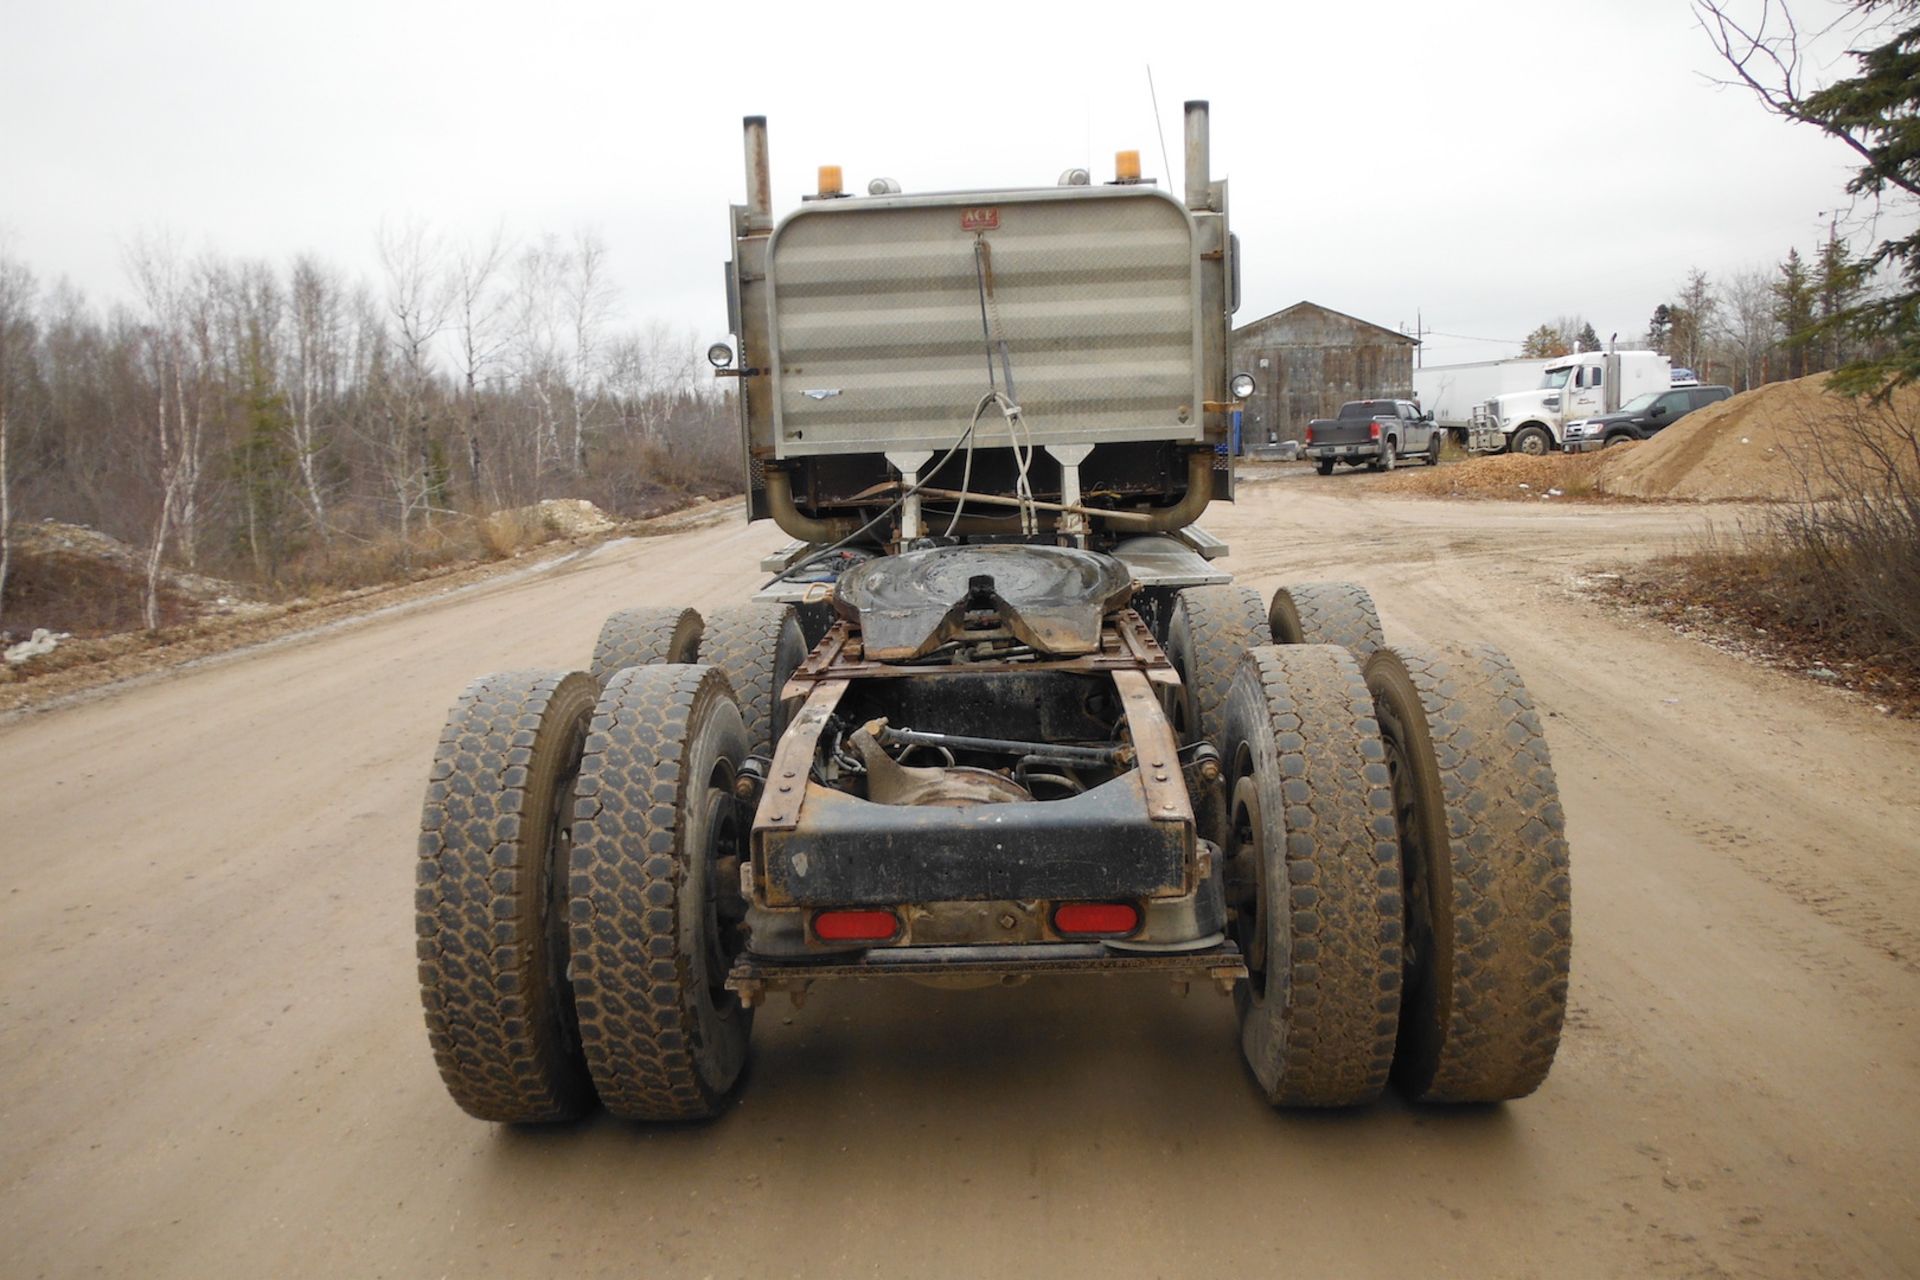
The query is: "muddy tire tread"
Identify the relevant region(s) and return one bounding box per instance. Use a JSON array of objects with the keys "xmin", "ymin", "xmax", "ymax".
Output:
[
  {"xmin": 698, "ymin": 604, "xmax": 803, "ymax": 757},
  {"xmin": 416, "ymin": 670, "xmax": 596, "ymax": 1123},
  {"xmin": 589, "ymin": 606, "xmax": 703, "ymax": 689},
  {"xmin": 1226, "ymin": 645, "xmax": 1403, "ymax": 1107},
  {"xmin": 1369, "ymin": 644, "xmax": 1571, "ymax": 1103},
  {"xmin": 1268, "ymin": 581, "xmax": 1386, "ymax": 661},
  {"xmin": 1167, "ymin": 585, "xmax": 1271, "ymax": 749},
  {"xmin": 568, "ymin": 664, "xmax": 750, "ymax": 1121}
]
